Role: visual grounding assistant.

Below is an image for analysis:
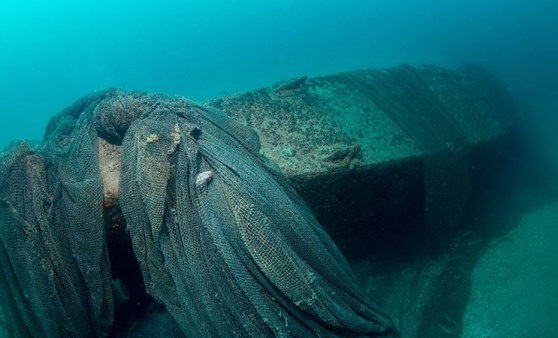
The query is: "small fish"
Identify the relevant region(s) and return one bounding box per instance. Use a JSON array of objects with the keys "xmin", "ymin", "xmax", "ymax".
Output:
[{"xmin": 196, "ymin": 170, "xmax": 213, "ymax": 188}]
